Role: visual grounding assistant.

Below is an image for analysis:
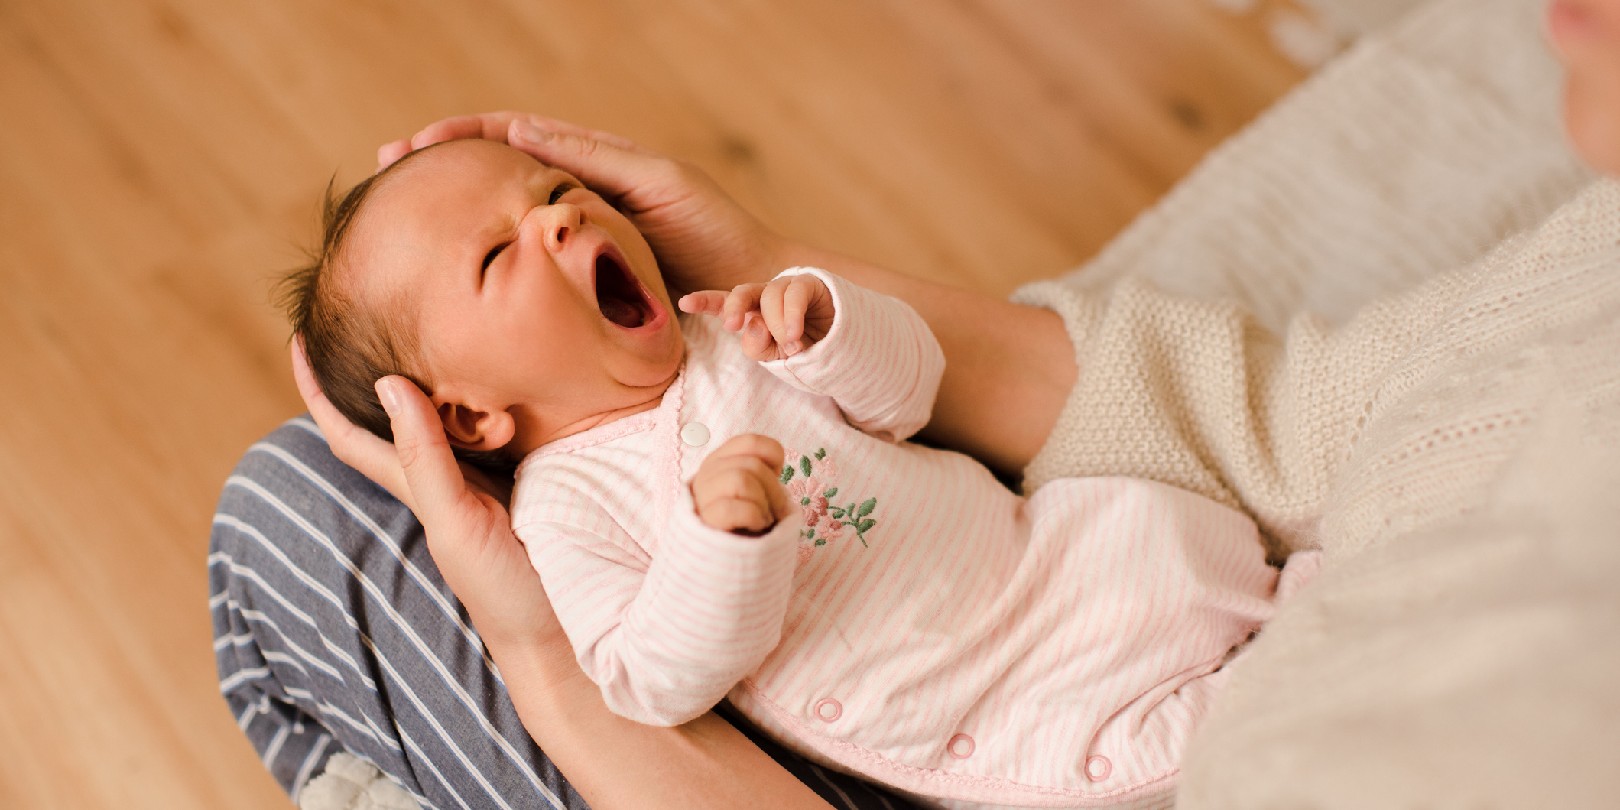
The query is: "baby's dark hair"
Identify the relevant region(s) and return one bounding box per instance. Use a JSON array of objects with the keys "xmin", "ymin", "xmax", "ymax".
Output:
[{"xmin": 279, "ymin": 148, "xmax": 516, "ymax": 473}]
